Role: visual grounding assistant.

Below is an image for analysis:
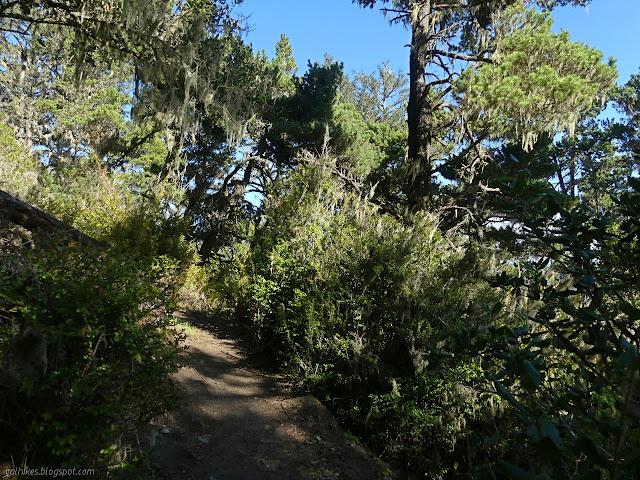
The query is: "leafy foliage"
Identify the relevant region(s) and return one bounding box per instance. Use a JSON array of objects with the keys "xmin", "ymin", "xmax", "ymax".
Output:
[
  {"xmin": 219, "ymin": 157, "xmax": 501, "ymax": 476},
  {"xmin": 1, "ymin": 0, "xmax": 639, "ymax": 477},
  {"xmin": 472, "ymin": 174, "xmax": 640, "ymax": 478},
  {"xmin": 0, "ymin": 128, "xmax": 200, "ymax": 472},
  {"xmin": 456, "ymin": 6, "xmax": 617, "ymax": 150},
  {"xmin": 0, "ymin": 0, "xmax": 249, "ymax": 145},
  {"xmin": 340, "ymin": 62, "xmax": 408, "ymax": 128},
  {"xmin": 0, "ymin": 236, "xmax": 186, "ymax": 469}
]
